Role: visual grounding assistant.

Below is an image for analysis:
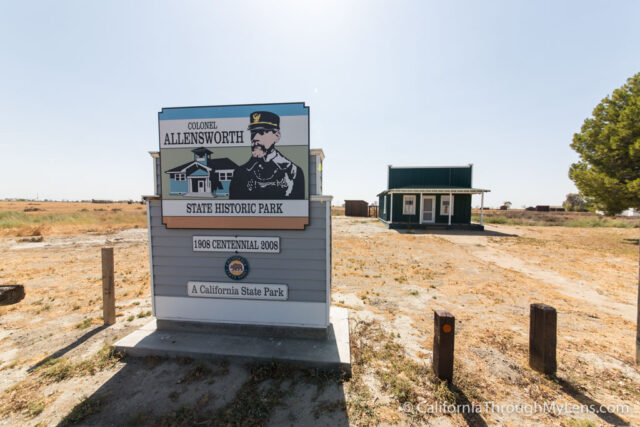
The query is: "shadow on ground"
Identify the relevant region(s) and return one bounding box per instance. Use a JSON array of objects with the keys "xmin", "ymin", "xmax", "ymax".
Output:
[
  {"xmin": 58, "ymin": 356, "xmax": 349, "ymax": 426},
  {"xmin": 394, "ymin": 229, "xmax": 518, "ymax": 237},
  {"xmin": 449, "ymin": 384, "xmax": 488, "ymax": 427},
  {"xmin": 28, "ymin": 325, "xmax": 109, "ymax": 373},
  {"xmin": 554, "ymin": 377, "xmax": 631, "ymax": 426}
]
